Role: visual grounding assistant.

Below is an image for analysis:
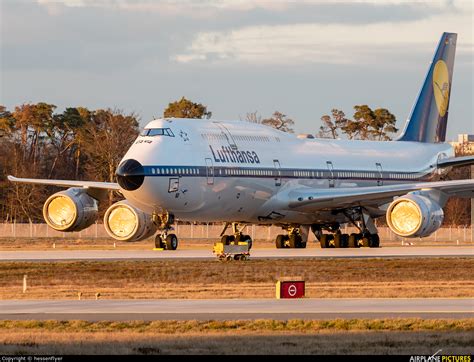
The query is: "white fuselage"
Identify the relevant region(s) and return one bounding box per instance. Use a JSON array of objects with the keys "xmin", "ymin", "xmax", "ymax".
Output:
[{"xmin": 120, "ymin": 118, "xmax": 453, "ymax": 225}]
